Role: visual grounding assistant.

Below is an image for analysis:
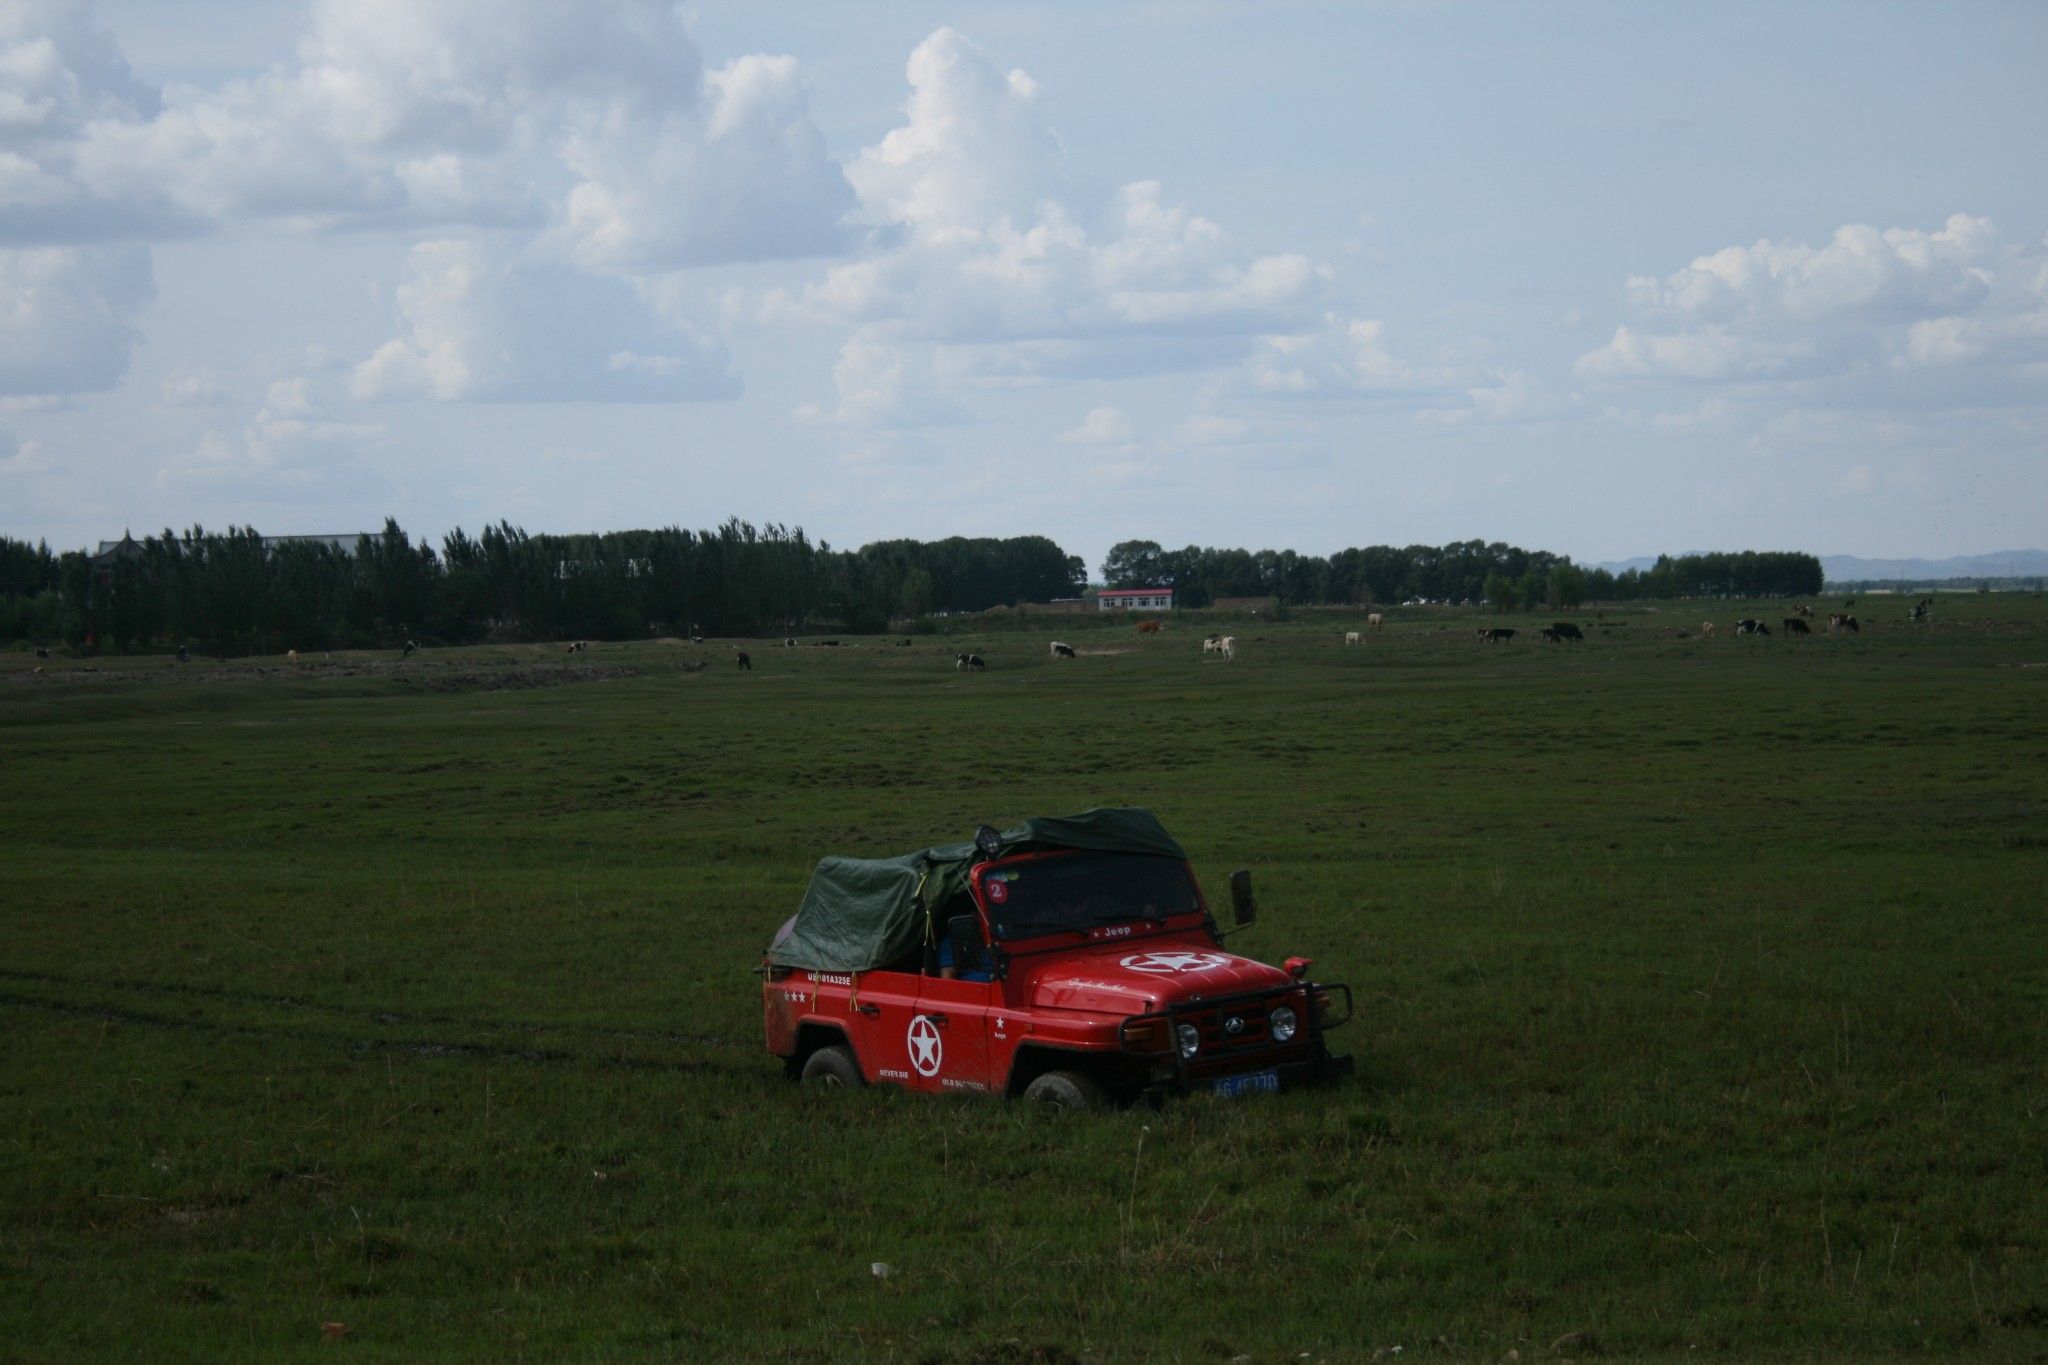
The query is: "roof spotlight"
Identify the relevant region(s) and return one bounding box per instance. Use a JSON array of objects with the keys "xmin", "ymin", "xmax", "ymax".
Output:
[{"xmin": 974, "ymin": 824, "xmax": 1004, "ymax": 861}]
